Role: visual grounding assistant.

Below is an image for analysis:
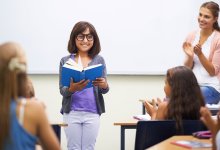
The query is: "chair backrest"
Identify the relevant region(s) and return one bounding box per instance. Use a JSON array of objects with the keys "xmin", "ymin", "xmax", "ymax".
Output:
[{"xmin": 134, "ymin": 120, "xmax": 207, "ymax": 150}]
